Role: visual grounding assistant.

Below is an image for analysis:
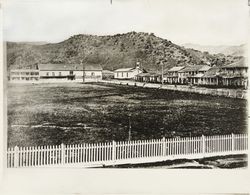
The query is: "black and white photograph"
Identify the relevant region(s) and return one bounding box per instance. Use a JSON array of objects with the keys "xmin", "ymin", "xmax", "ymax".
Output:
[{"xmin": 2, "ymin": 0, "xmax": 249, "ymax": 172}]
